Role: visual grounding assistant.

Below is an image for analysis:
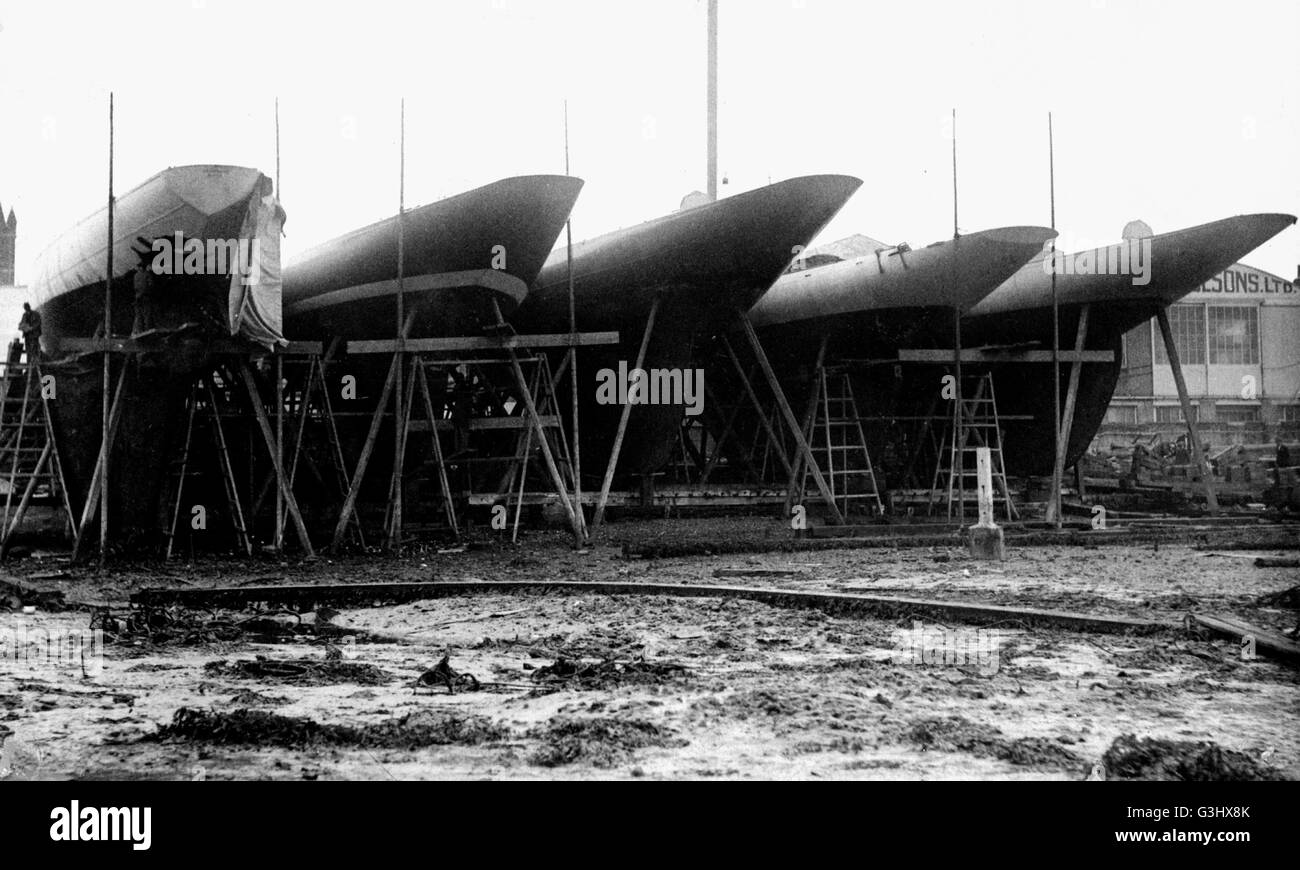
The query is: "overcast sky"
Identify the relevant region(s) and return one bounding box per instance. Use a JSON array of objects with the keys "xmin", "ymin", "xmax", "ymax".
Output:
[{"xmin": 1, "ymin": 0, "xmax": 1297, "ymax": 296}]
